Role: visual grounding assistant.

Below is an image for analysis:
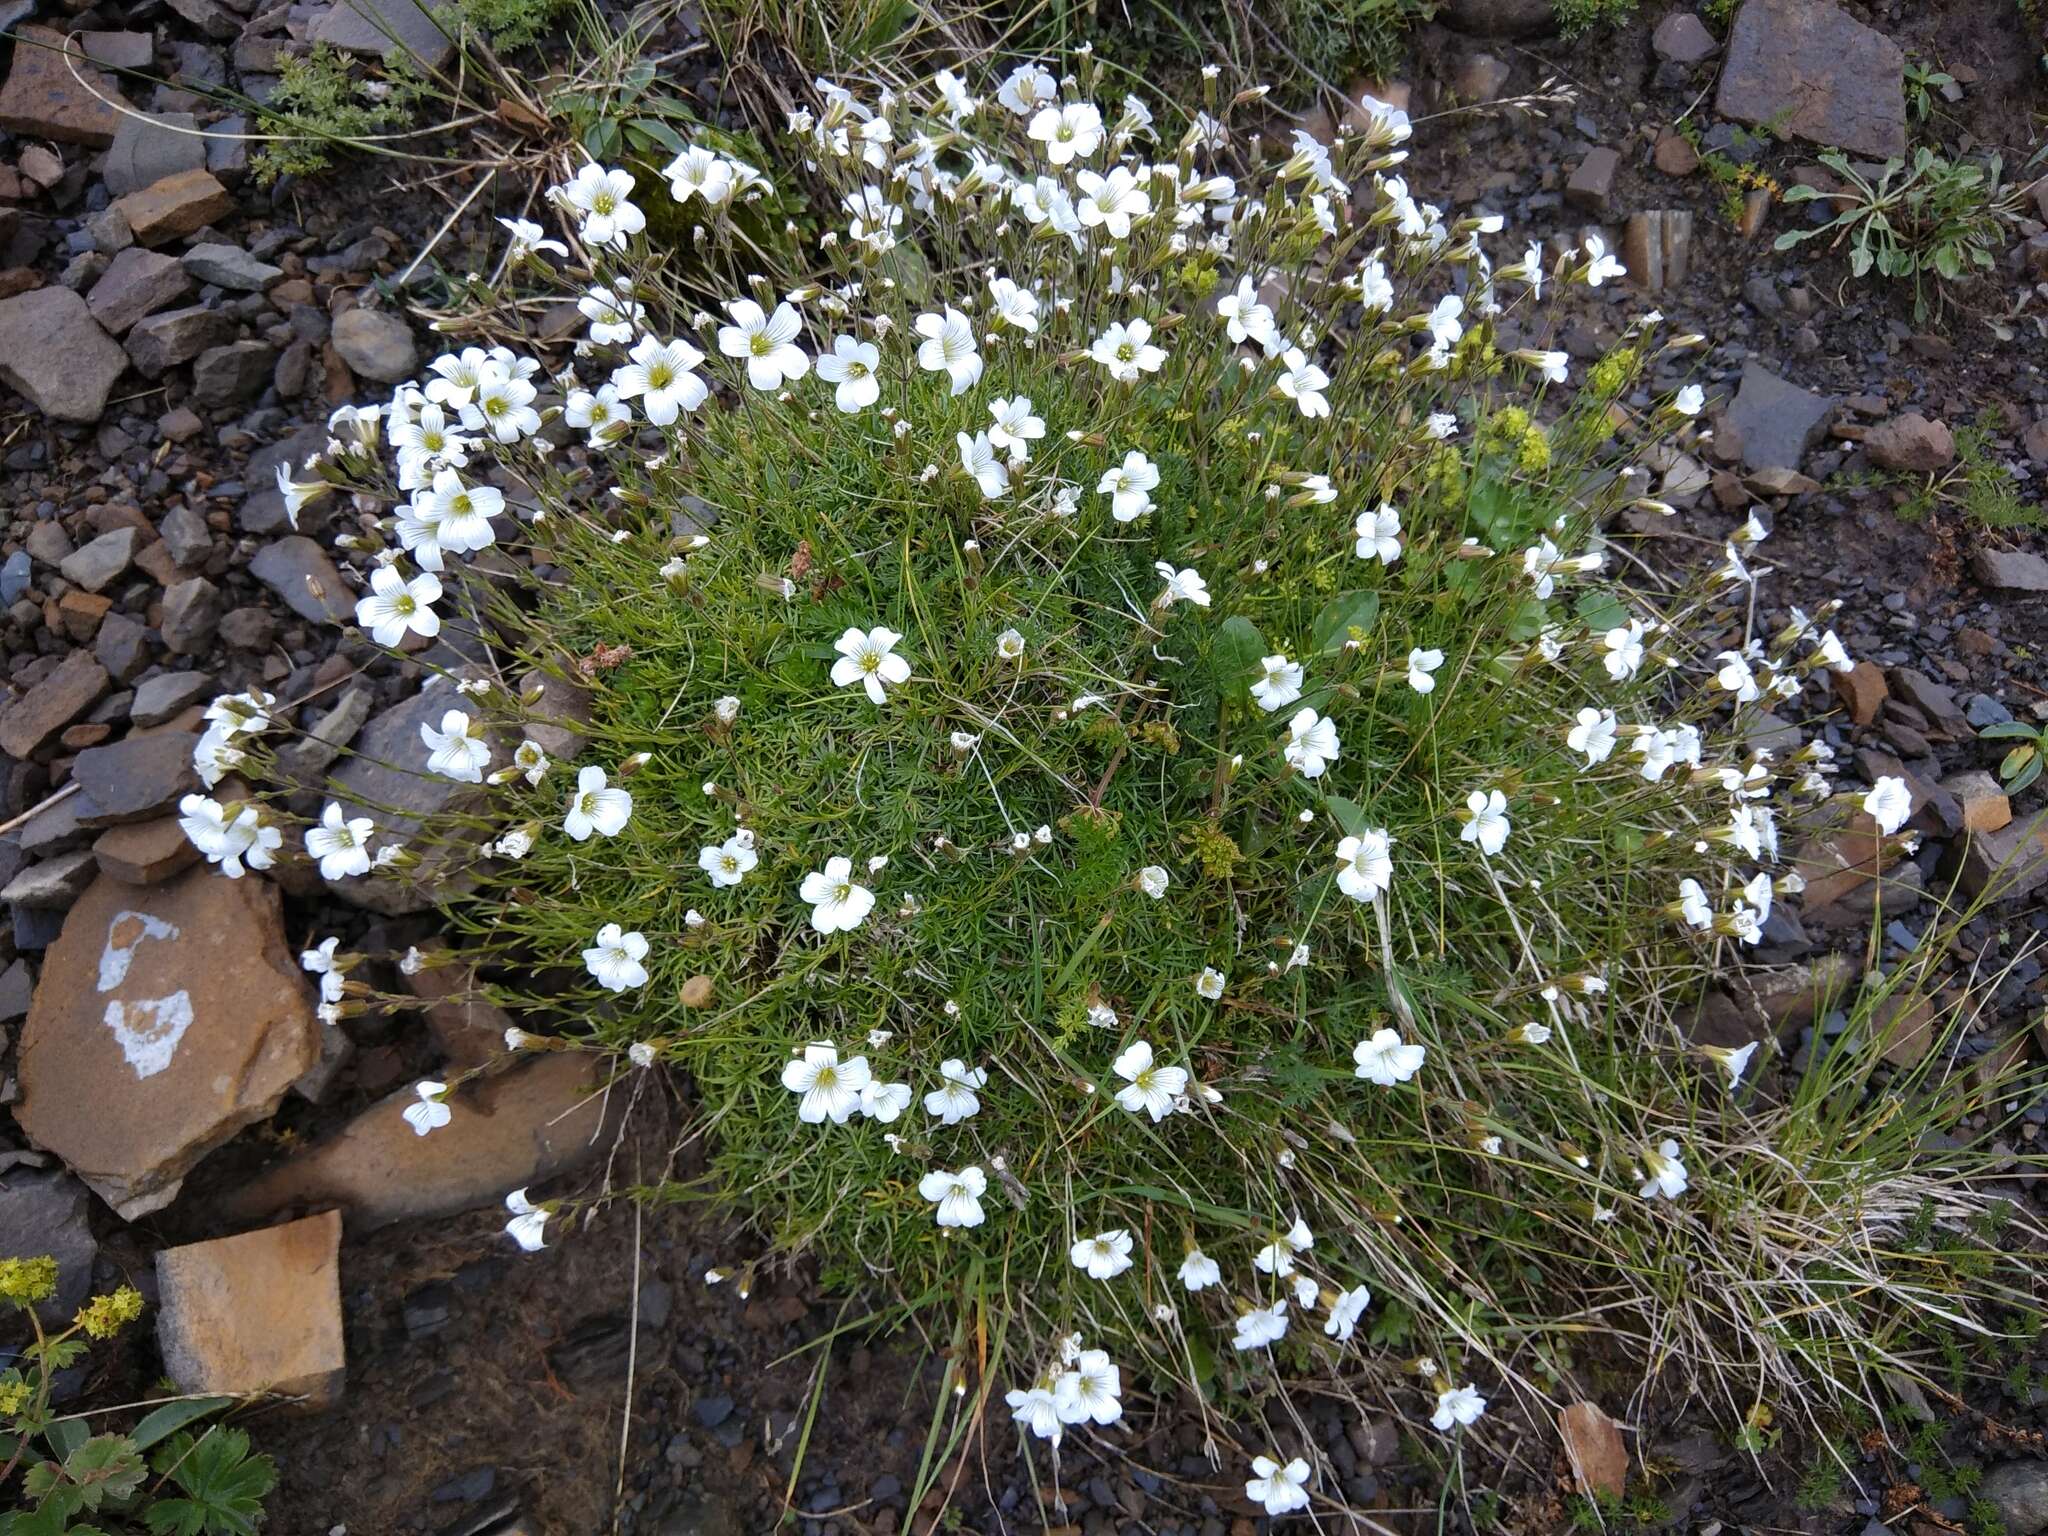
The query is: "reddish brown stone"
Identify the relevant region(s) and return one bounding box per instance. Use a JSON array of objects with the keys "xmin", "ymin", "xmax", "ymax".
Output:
[
  {"xmin": 1559, "ymin": 1402, "xmax": 1629, "ymax": 1499},
  {"xmin": 94, "ymin": 817, "xmax": 204, "ymax": 885},
  {"xmin": 0, "ymin": 649, "xmax": 111, "ymax": 760},
  {"xmin": 111, "ymin": 169, "xmax": 234, "ymax": 247},
  {"xmin": 0, "ymin": 27, "xmax": 125, "ymax": 147},
  {"xmin": 156, "ymin": 1212, "xmax": 345, "ymax": 1411},
  {"xmin": 1942, "ymin": 770, "xmax": 2012, "ymax": 835},
  {"xmin": 399, "ymin": 956, "xmax": 514, "ymax": 1071},
  {"xmin": 1833, "ymin": 660, "xmax": 1887, "ymax": 726}
]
